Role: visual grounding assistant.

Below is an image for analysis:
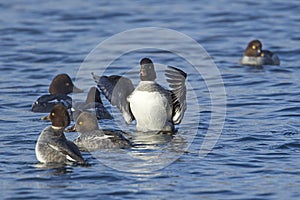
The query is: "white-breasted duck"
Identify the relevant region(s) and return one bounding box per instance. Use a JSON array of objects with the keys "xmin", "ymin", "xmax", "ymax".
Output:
[
  {"xmin": 240, "ymin": 39, "xmax": 280, "ymax": 66},
  {"xmin": 92, "ymin": 58, "xmax": 187, "ymax": 133}
]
